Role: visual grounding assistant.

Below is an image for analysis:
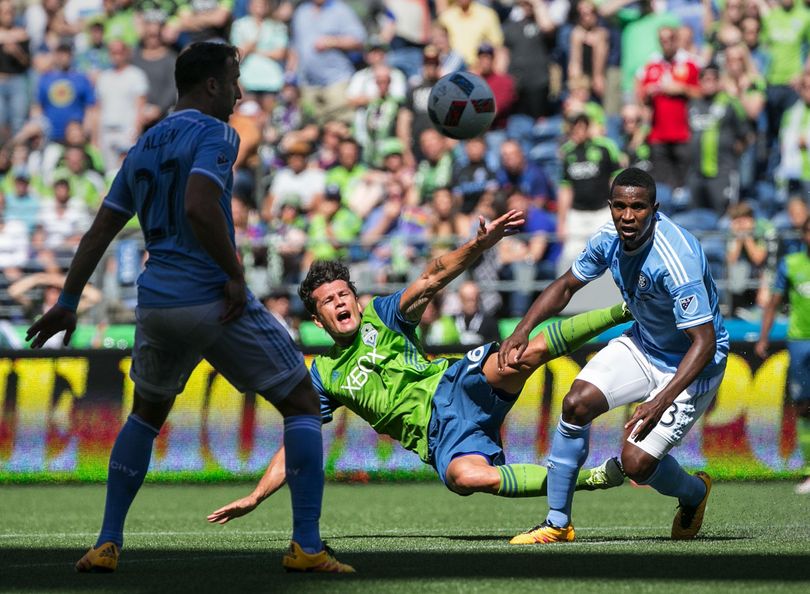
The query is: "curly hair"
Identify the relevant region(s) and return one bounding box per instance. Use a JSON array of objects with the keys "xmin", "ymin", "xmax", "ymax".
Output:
[
  {"xmin": 610, "ymin": 167, "xmax": 657, "ymax": 205},
  {"xmin": 298, "ymin": 260, "xmax": 357, "ymax": 315}
]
